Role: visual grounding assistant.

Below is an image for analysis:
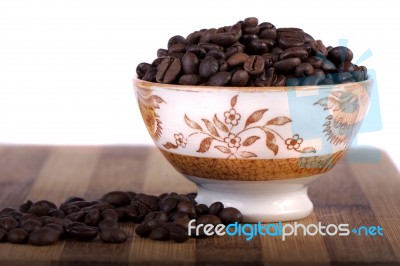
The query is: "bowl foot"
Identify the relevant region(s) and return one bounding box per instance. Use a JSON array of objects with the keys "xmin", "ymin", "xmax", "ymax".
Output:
[{"xmin": 186, "ymin": 175, "xmax": 320, "ymax": 223}]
